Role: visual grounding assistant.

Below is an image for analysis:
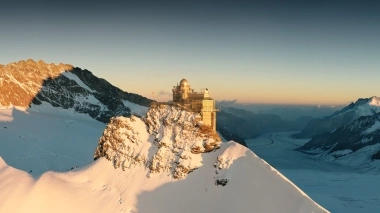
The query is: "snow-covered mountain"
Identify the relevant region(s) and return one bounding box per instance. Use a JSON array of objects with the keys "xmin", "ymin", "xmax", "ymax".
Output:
[
  {"xmin": 0, "ymin": 59, "xmax": 331, "ymax": 212},
  {"xmin": 0, "ymin": 59, "xmax": 151, "ymax": 122},
  {"xmin": 0, "ymin": 146, "xmax": 328, "ymax": 213},
  {"xmin": 294, "ymin": 96, "xmax": 380, "ymax": 139},
  {"xmin": 296, "ymin": 112, "xmax": 380, "ymax": 170},
  {"xmin": 0, "ymin": 102, "xmax": 329, "ymax": 212}
]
